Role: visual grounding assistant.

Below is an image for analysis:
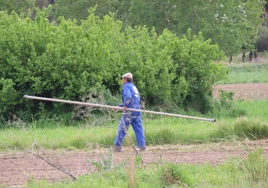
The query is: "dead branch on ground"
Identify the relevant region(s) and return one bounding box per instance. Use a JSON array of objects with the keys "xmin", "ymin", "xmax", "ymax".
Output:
[{"xmin": 25, "ymin": 146, "xmax": 78, "ymax": 181}]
